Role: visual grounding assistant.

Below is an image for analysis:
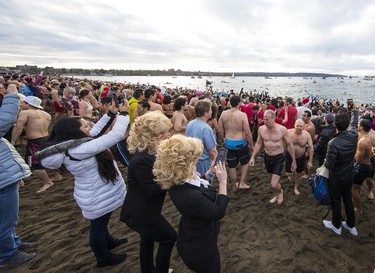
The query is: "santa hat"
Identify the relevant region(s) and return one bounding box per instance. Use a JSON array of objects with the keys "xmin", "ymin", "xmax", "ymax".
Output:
[{"xmin": 302, "ymin": 97, "xmax": 310, "ymax": 105}]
